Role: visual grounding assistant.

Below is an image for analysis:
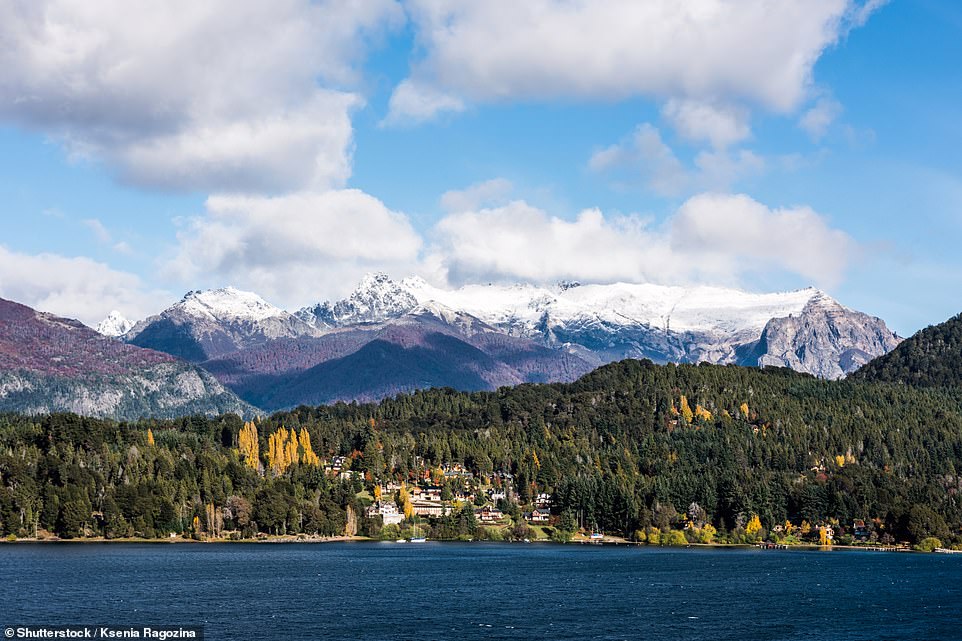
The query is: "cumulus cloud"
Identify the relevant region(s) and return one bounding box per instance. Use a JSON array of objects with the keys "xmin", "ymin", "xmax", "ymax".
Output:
[
  {"xmin": 670, "ymin": 193, "xmax": 855, "ymax": 286},
  {"xmin": 440, "ymin": 178, "xmax": 514, "ymax": 212},
  {"xmin": 589, "ymin": 124, "xmax": 764, "ymax": 195},
  {"xmin": 429, "ymin": 193, "xmax": 855, "ymax": 288},
  {"xmin": 799, "ymin": 97, "xmax": 844, "ymax": 141},
  {"xmin": 165, "ymin": 189, "xmax": 423, "ymax": 307},
  {"xmin": 0, "ymin": 246, "xmax": 168, "ymax": 326},
  {"xmin": 382, "ymin": 79, "xmax": 466, "ymax": 125},
  {"xmin": 389, "ymin": 0, "xmax": 883, "ymax": 123},
  {"xmin": 662, "ymin": 99, "xmax": 751, "ymax": 149},
  {"xmin": 0, "ymin": 0, "xmax": 402, "ymax": 192}
]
